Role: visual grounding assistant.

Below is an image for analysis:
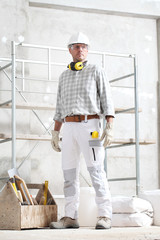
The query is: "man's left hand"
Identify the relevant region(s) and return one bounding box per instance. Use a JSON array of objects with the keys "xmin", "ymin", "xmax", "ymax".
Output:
[{"xmin": 100, "ymin": 122, "xmax": 114, "ymax": 148}]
